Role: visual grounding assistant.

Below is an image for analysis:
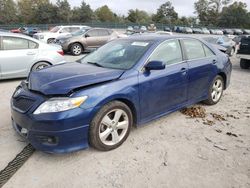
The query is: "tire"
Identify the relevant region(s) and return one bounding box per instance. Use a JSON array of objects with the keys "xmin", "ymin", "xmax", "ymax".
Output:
[
  {"xmin": 31, "ymin": 62, "xmax": 50, "ymax": 71},
  {"xmin": 203, "ymin": 75, "xmax": 224, "ymax": 105},
  {"xmin": 70, "ymin": 43, "xmax": 83, "ymax": 56},
  {"xmin": 89, "ymin": 101, "xmax": 133, "ymax": 151},
  {"xmin": 47, "ymin": 38, "xmax": 55, "ymax": 44},
  {"xmin": 240, "ymin": 59, "xmax": 250, "ymax": 69}
]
